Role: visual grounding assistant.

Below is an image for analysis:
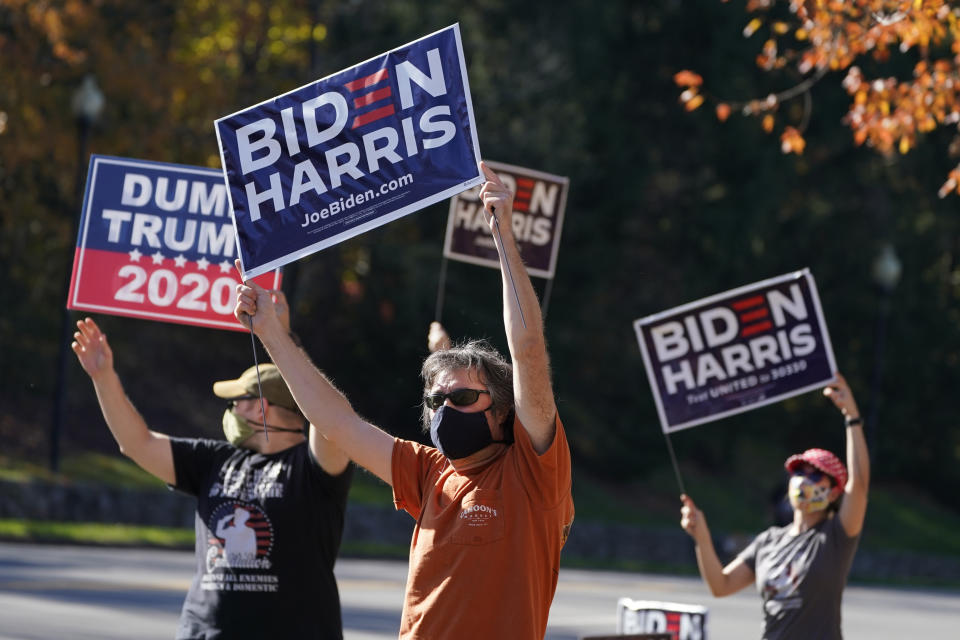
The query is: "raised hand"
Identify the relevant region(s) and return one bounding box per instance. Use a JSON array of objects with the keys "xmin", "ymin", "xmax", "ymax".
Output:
[
  {"xmin": 233, "ymin": 259, "xmax": 281, "ymax": 336},
  {"xmin": 72, "ymin": 317, "xmax": 114, "ymax": 379},
  {"xmin": 478, "ymin": 161, "xmax": 514, "ymax": 233},
  {"xmin": 680, "ymin": 493, "xmax": 709, "ymax": 542},
  {"xmin": 823, "ymin": 372, "xmax": 860, "ymax": 419},
  {"xmin": 427, "ymin": 321, "xmax": 452, "ymax": 353}
]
